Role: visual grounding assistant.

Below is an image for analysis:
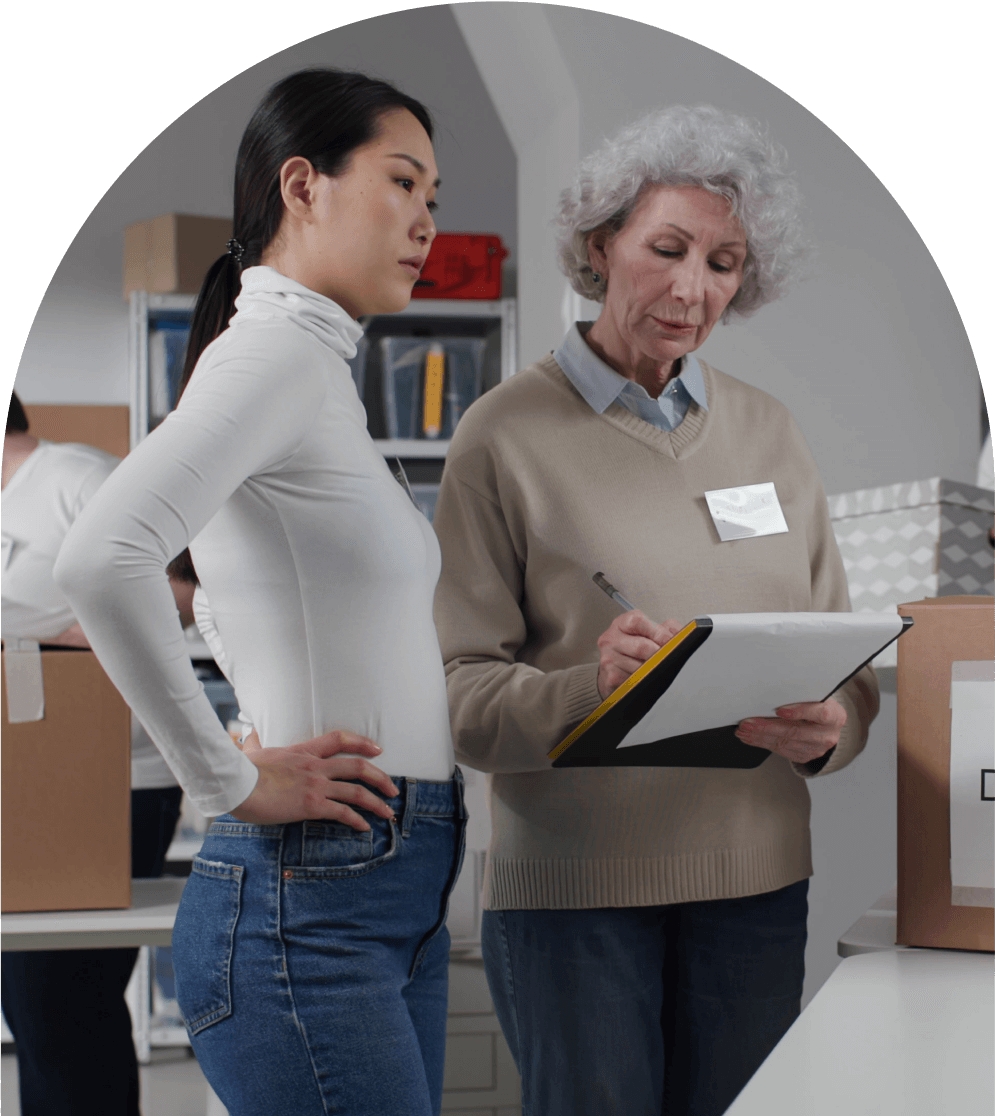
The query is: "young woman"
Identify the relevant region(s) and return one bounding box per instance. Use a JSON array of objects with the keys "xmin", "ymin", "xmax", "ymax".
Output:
[{"xmin": 55, "ymin": 69, "xmax": 465, "ymax": 1116}]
